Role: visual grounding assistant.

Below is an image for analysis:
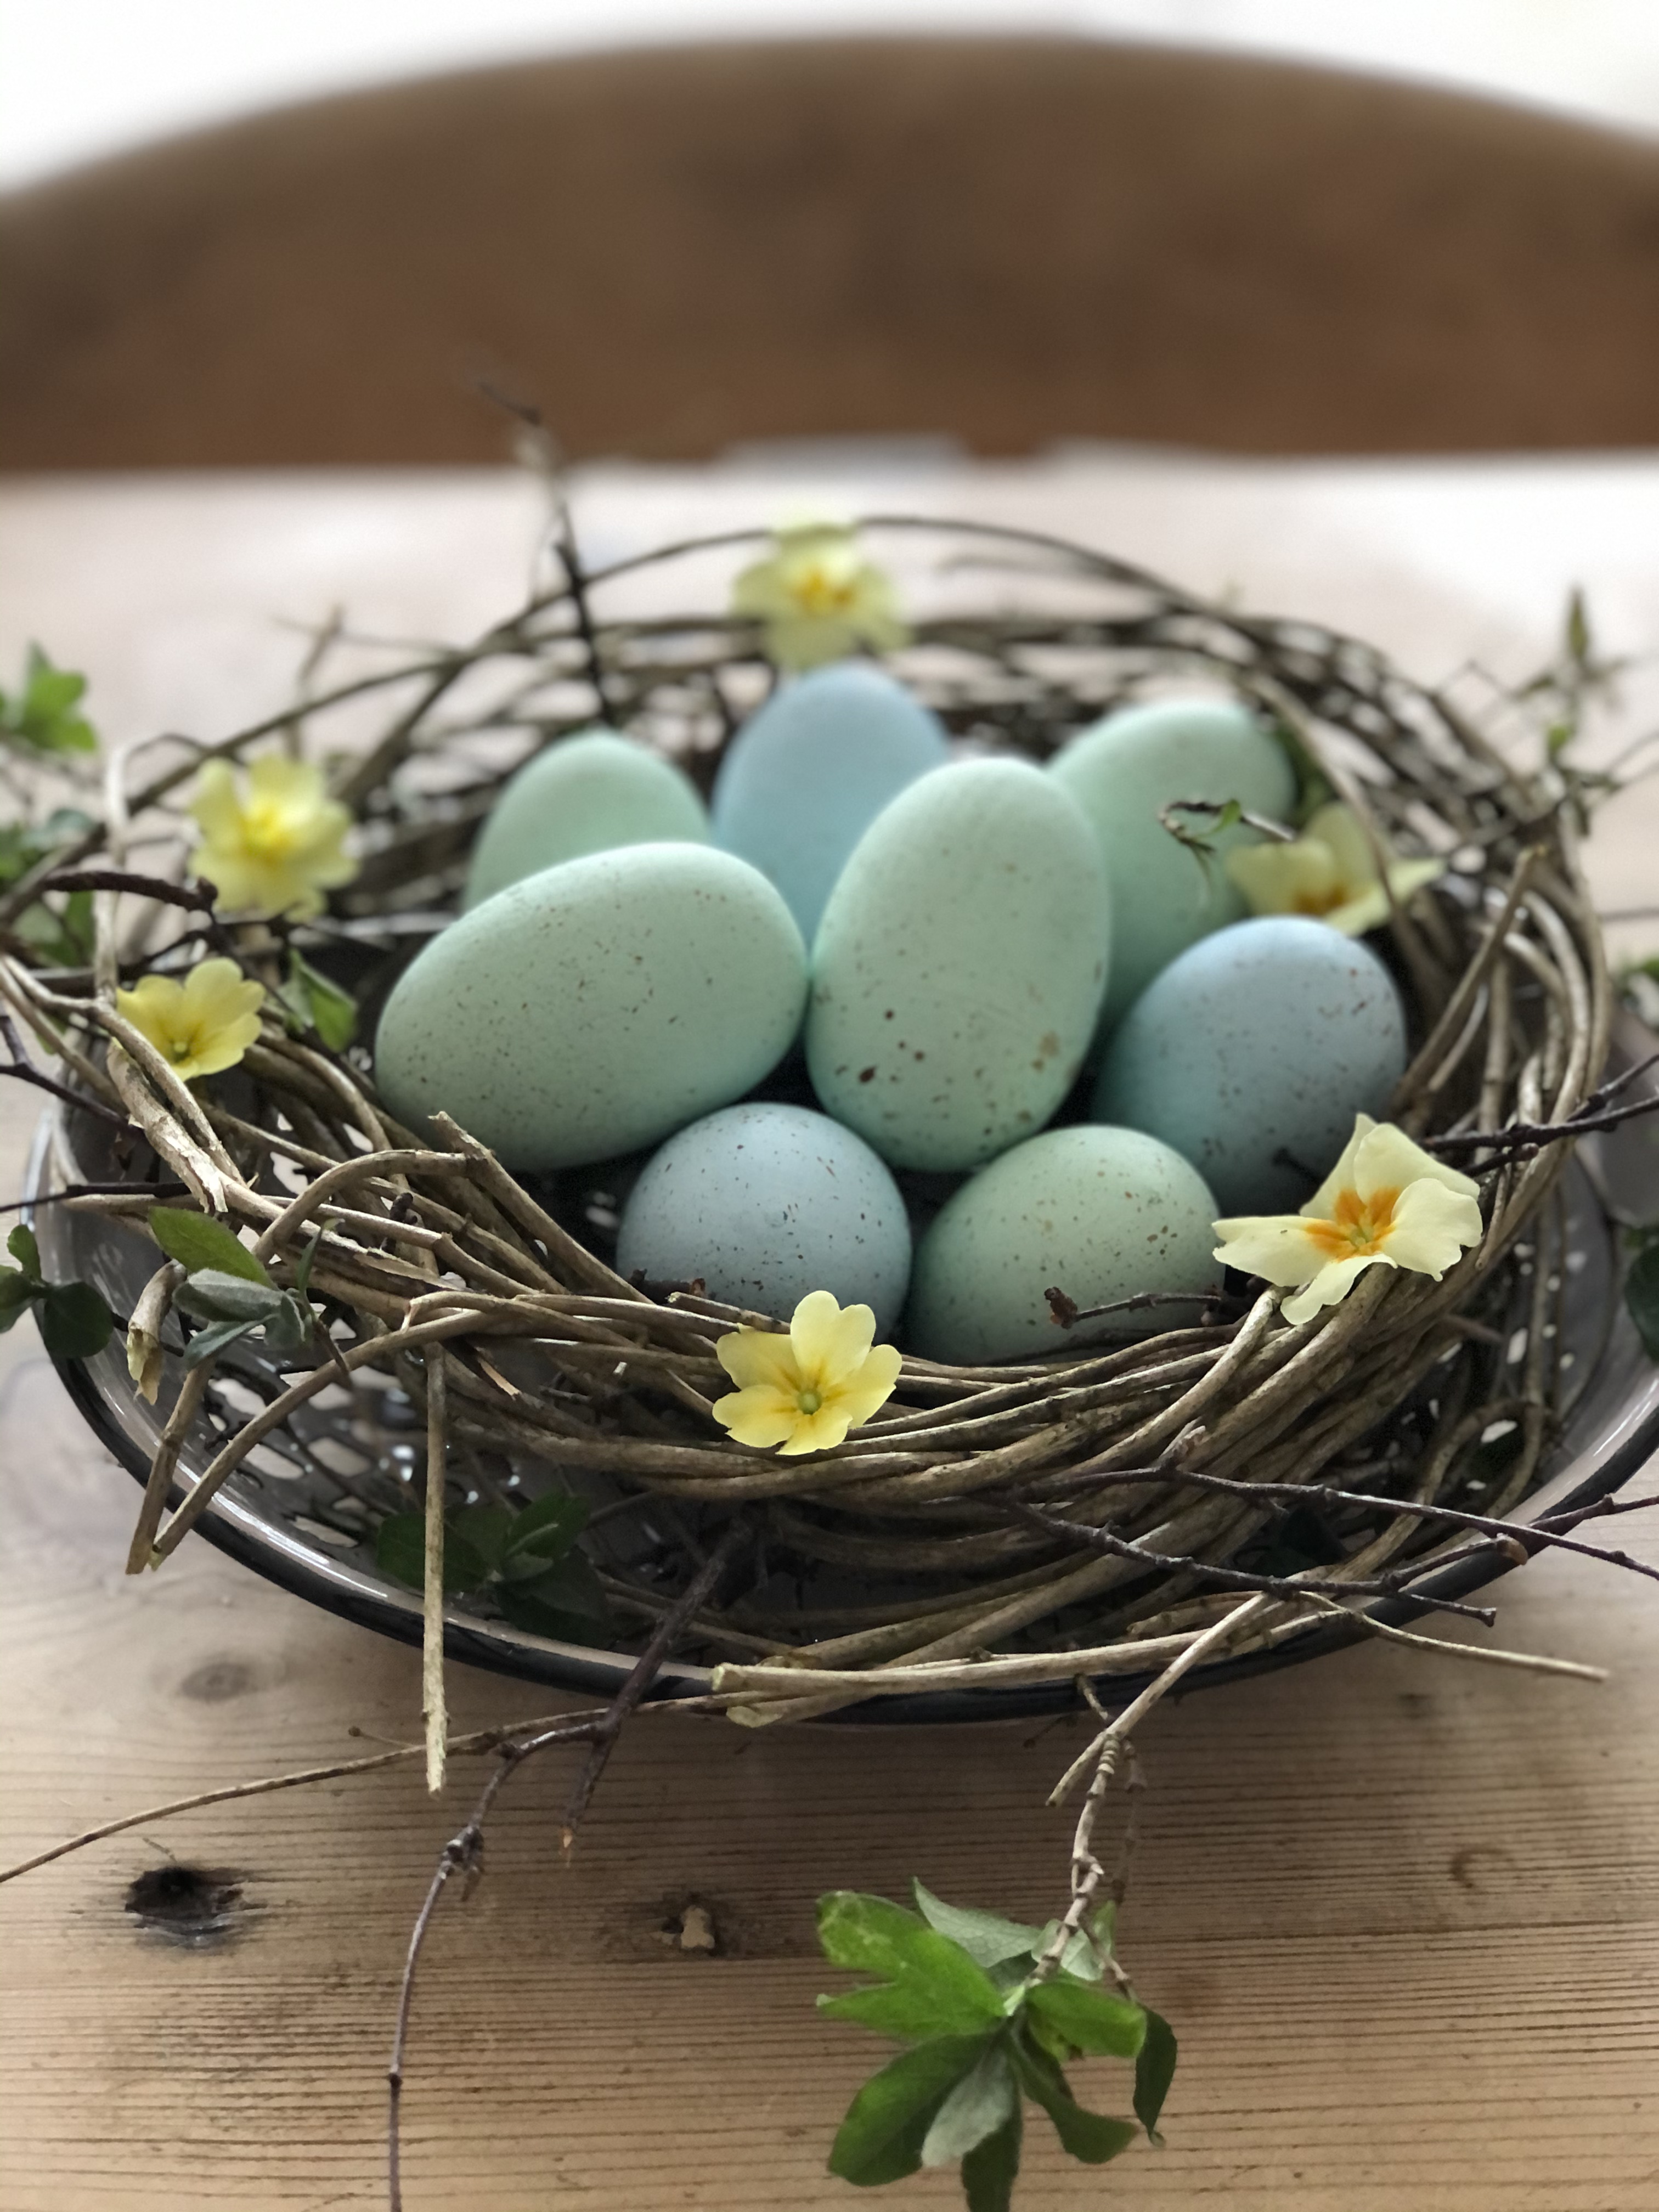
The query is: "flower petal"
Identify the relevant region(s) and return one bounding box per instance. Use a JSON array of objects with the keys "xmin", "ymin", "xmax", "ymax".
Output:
[
  {"xmin": 1304, "ymin": 802, "xmax": 1379, "ymax": 890},
  {"xmin": 188, "ymin": 760, "xmax": 242, "ymax": 843},
  {"xmin": 1322, "ymin": 885, "xmax": 1392, "ymax": 936},
  {"xmin": 790, "ymin": 1291, "xmax": 876, "ymax": 1390},
  {"xmin": 1304, "ymin": 1114, "xmax": 1376, "ymax": 1220},
  {"xmin": 1282, "ymin": 1251, "xmax": 1391, "ymax": 1325},
  {"xmin": 715, "ymin": 1328, "xmax": 800, "ymax": 1394},
  {"xmin": 712, "ymin": 1384, "xmax": 803, "ymax": 1449},
  {"xmin": 1351, "ymin": 1120, "xmax": 1479, "ymax": 1205},
  {"xmin": 1224, "ymin": 838, "xmax": 1342, "ymax": 918},
  {"xmin": 1212, "ymin": 1213, "xmax": 1330, "ymax": 1286},
  {"xmin": 777, "ymin": 1403, "xmax": 854, "ymax": 1457},
  {"xmin": 827, "ymin": 1341, "xmax": 902, "ymax": 1429},
  {"xmin": 1380, "ymin": 1178, "xmax": 1485, "ymax": 1278}
]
